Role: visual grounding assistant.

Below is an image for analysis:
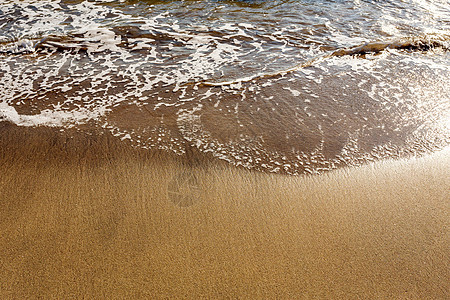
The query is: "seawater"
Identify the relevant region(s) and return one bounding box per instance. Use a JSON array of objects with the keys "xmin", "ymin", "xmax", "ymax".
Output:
[{"xmin": 0, "ymin": 0, "xmax": 449, "ymax": 175}]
